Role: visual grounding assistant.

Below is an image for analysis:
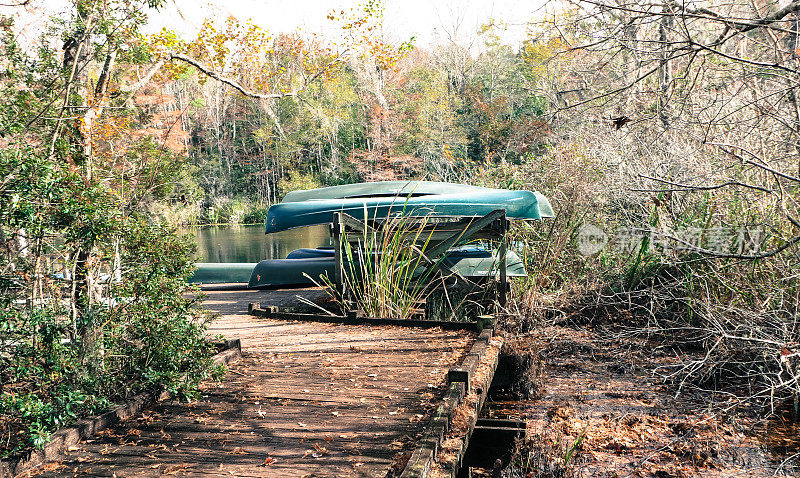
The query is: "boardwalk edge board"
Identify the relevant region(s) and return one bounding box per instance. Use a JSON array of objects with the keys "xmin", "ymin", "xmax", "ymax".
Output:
[
  {"xmin": 0, "ymin": 339, "xmax": 243, "ymax": 478},
  {"xmin": 248, "ymin": 303, "xmax": 495, "ymax": 332},
  {"xmin": 400, "ymin": 328, "xmax": 502, "ymax": 478}
]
